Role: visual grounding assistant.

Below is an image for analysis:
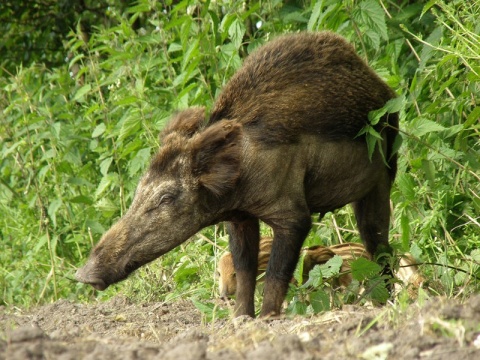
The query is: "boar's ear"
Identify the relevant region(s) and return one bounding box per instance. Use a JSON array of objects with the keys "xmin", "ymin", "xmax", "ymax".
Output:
[
  {"xmin": 160, "ymin": 107, "xmax": 206, "ymax": 141},
  {"xmin": 190, "ymin": 121, "xmax": 242, "ymax": 197}
]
